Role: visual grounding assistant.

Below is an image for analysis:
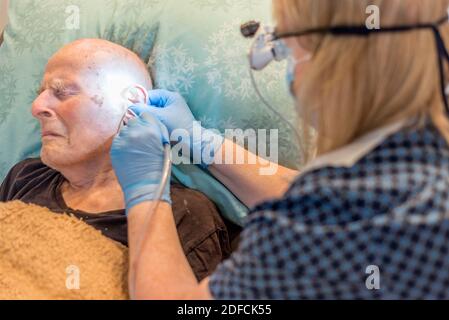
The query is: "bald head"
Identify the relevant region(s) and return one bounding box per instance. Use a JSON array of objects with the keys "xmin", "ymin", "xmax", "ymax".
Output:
[
  {"xmin": 43, "ymin": 39, "xmax": 152, "ymax": 114},
  {"xmin": 51, "ymin": 38, "xmax": 152, "ymax": 91}
]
